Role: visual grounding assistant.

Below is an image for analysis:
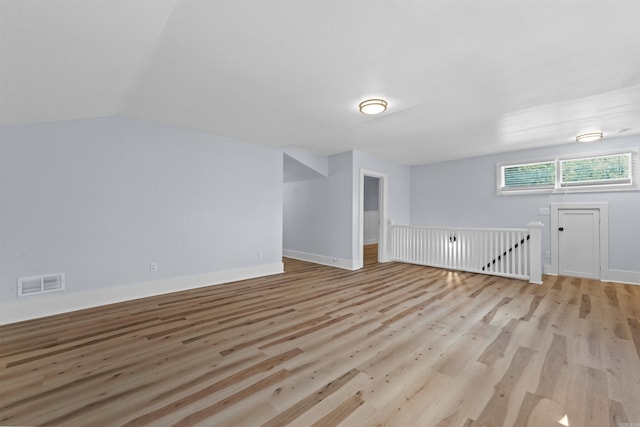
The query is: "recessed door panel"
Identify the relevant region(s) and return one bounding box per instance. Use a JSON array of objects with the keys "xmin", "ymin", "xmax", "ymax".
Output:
[{"xmin": 558, "ymin": 209, "xmax": 600, "ymax": 279}]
